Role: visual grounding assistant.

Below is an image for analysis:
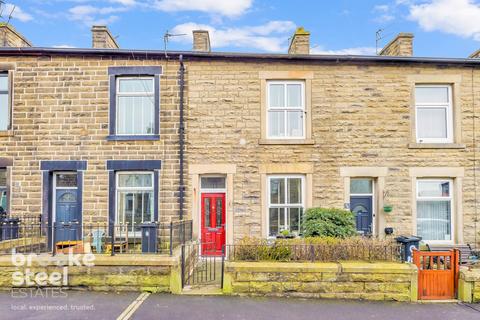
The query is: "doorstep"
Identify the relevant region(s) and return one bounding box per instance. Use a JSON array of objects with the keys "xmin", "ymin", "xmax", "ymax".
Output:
[
  {"xmin": 417, "ymin": 299, "xmax": 459, "ymax": 304},
  {"xmin": 181, "ymin": 285, "xmax": 223, "ymax": 296}
]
